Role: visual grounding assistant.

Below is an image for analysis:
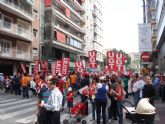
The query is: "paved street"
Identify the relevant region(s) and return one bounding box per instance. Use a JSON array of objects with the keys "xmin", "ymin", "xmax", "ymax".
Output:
[{"xmin": 0, "ymin": 92, "xmax": 163, "ymax": 124}]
